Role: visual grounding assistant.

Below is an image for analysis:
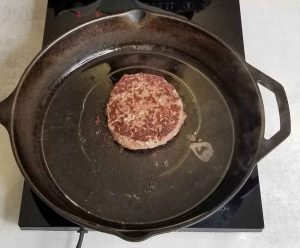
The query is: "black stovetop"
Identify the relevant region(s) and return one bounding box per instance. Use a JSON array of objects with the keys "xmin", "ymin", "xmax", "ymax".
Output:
[{"xmin": 18, "ymin": 0, "xmax": 264, "ymax": 232}]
